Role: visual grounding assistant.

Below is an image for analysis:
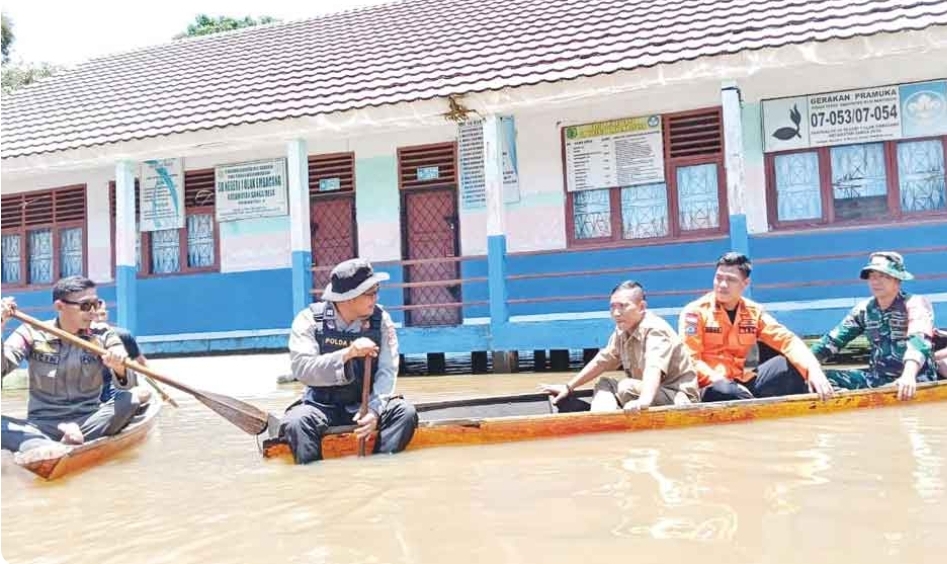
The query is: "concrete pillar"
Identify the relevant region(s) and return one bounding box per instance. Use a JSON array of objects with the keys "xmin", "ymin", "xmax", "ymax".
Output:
[
  {"xmin": 550, "ymin": 350, "xmax": 571, "ymax": 372},
  {"xmin": 492, "ymin": 351, "xmax": 519, "ymax": 374},
  {"xmin": 471, "ymin": 351, "xmax": 489, "ymax": 374},
  {"xmin": 114, "ymin": 160, "xmax": 138, "ymax": 333},
  {"xmin": 532, "ymin": 350, "xmax": 548, "ymax": 372},
  {"xmin": 427, "ymin": 352, "xmax": 447, "ymax": 375},
  {"xmin": 484, "ymin": 115, "xmax": 510, "ymax": 357},
  {"xmin": 287, "ymin": 139, "xmax": 312, "ymax": 314},
  {"xmin": 722, "ymin": 81, "xmax": 751, "ymax": 296}
]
